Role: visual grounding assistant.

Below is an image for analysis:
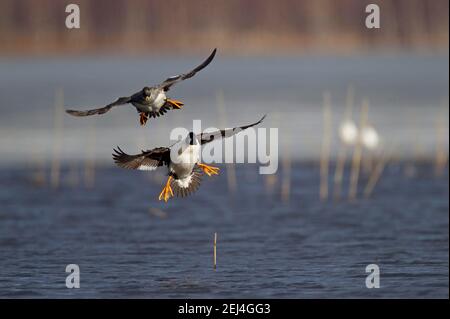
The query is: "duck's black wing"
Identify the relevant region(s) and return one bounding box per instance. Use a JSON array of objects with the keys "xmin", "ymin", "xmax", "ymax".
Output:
[
  {"xmin": 66, "ymin": 96, "xmax": 131, "ymax": 117},
  {"xmin": 198, "ymin": 115, "xmax": 266, "ymax": 145},
  {"xmin": 158, "ymin": 48, "xmax": 217, "ymax": 92},
  {"xmin": 112, "ymin": 146, "xmax": 170, "ymax": 170}
]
